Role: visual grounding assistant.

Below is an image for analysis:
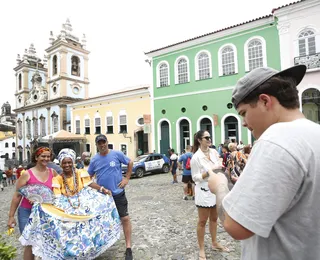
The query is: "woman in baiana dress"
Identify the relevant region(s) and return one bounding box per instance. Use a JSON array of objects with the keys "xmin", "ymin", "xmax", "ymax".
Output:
[{"xmin": 19, "ymin": 148, "xmax": 121, "ymax": 260}]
